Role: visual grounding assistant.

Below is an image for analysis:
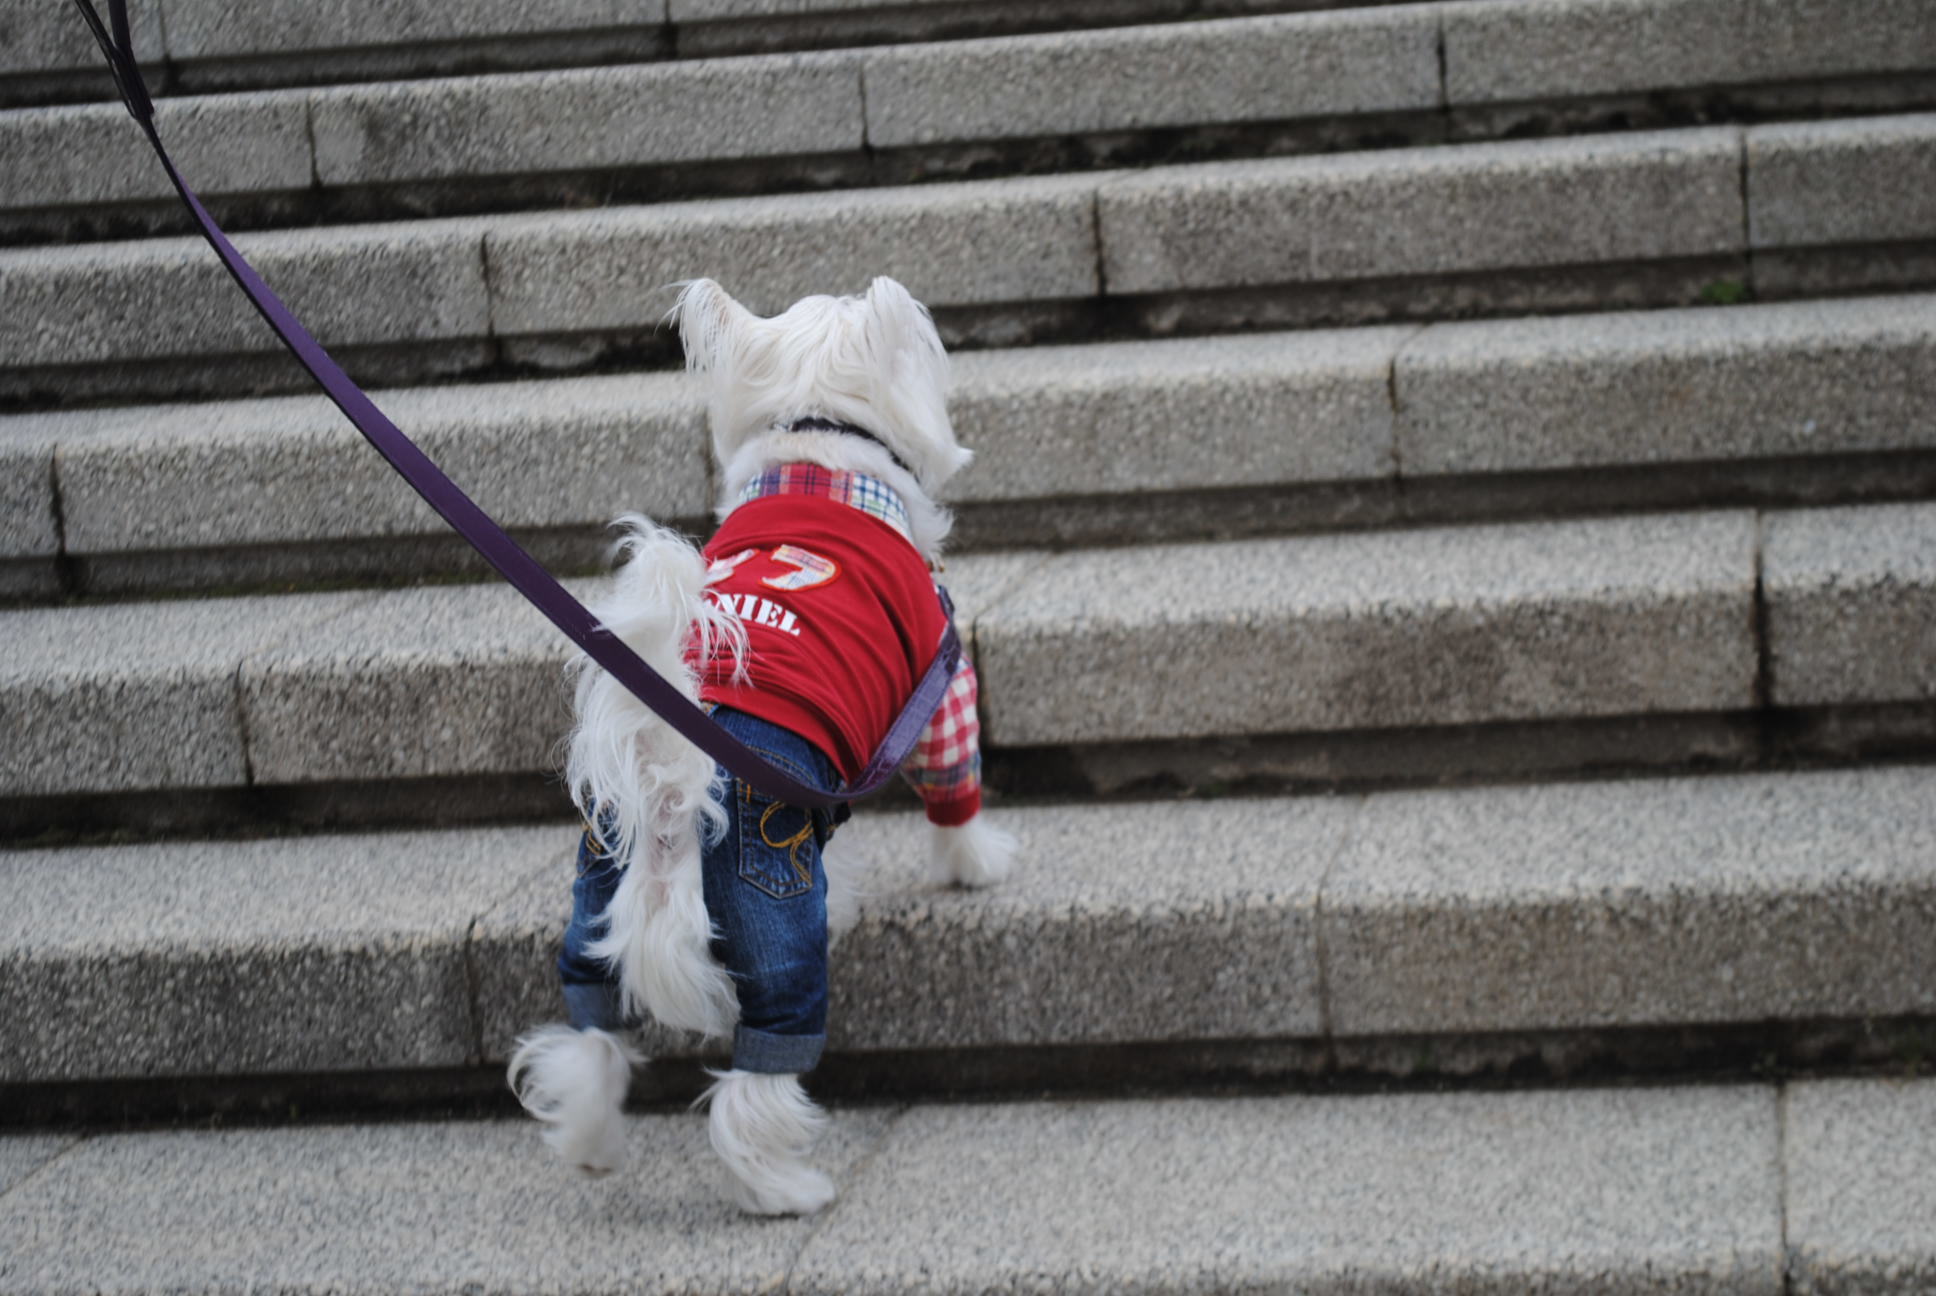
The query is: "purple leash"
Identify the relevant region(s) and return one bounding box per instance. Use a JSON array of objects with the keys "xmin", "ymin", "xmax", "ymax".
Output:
[{"xmin": 68, "ymin": 0, "xmax": 960, "ymax": 810}]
